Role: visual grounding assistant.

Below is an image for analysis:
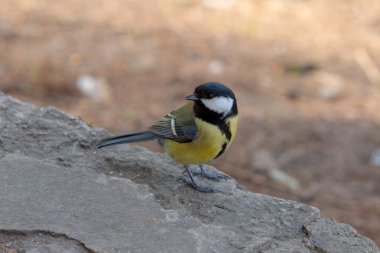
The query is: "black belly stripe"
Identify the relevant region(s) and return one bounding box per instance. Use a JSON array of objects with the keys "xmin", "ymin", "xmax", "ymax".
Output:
[
  {"xmin": 214, "ymin": 121, "xmax": 232, "ymax": 159},
  {"xmin": 194, "ymin": 101, "xmax": 233, "ymax": 141},
  {"xmin": 214, "ymin": 142, "xmax": 228, "ymax": 159},
  {"xmin": 218, "ymin": 121, "xmax": 231, "ymax": 141}
]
